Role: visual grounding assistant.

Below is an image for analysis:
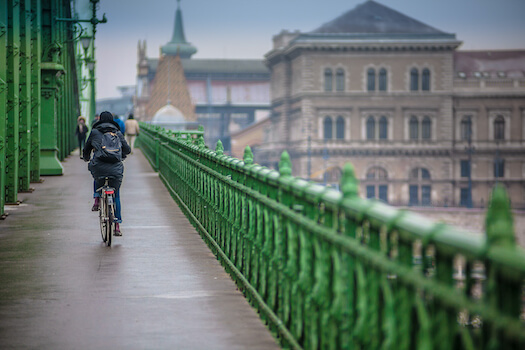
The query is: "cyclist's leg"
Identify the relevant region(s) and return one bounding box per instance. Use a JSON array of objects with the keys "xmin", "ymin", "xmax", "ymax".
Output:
[
  {"xmin": 114, "ymin": 188, "xmax": 121, "ymax": 222},
  {"xmin": 93, "ymin": 180, "xmax": 100, "ymax": 198},
  {"xmin": 92, "ymin": 178, "xmax": 102, "ymax": 211}
]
